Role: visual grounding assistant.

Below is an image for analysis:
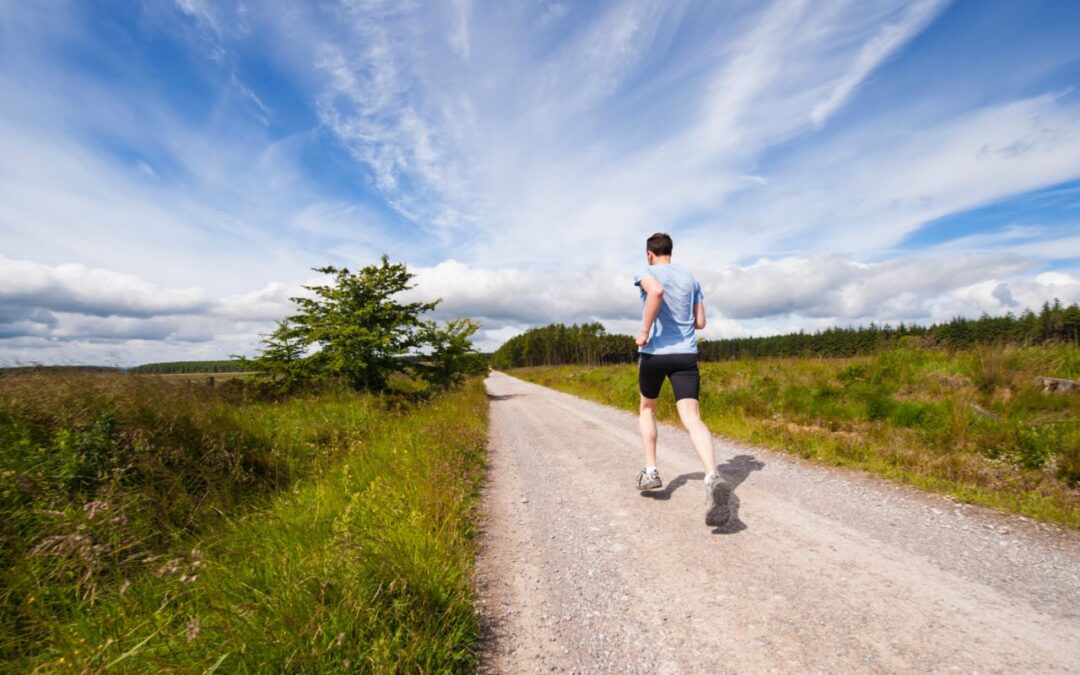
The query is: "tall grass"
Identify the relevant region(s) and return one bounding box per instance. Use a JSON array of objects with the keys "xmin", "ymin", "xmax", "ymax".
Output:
[
  {"xmin": 513, "ymin": 345, "xmax": 1080, "ymax": 527},
  {"xmin": 2, "ymin": 372, "xmax": 488, "ymax": 671}
]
